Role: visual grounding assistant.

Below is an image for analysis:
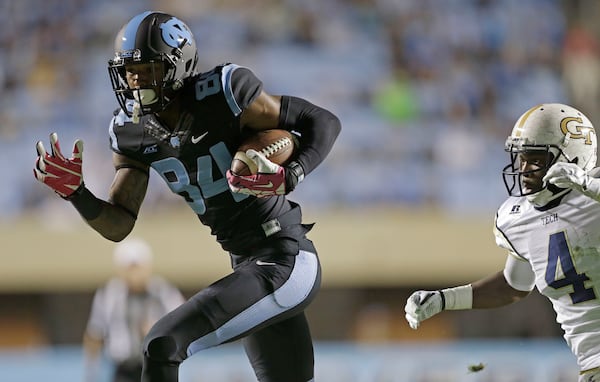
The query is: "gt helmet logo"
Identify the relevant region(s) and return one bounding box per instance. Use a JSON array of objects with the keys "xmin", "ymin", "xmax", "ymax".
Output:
[
  {"xmin": 560, "ymin": 116, "xmax": 595, "ymax": 145},
  {"xmin": 160, "ymin": 17, "xmax": 193, "ymax": 48}
]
